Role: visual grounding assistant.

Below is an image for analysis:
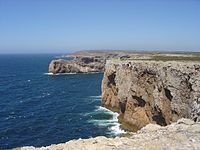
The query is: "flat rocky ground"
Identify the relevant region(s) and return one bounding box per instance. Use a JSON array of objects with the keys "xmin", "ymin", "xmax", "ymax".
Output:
[
  {"xmin": 19, "ymin": 118, "xmax": 200, "ymax": 150},
  {"xmin": 67, "ymin": 50, "xmax": 200, "ymax": 60}
]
